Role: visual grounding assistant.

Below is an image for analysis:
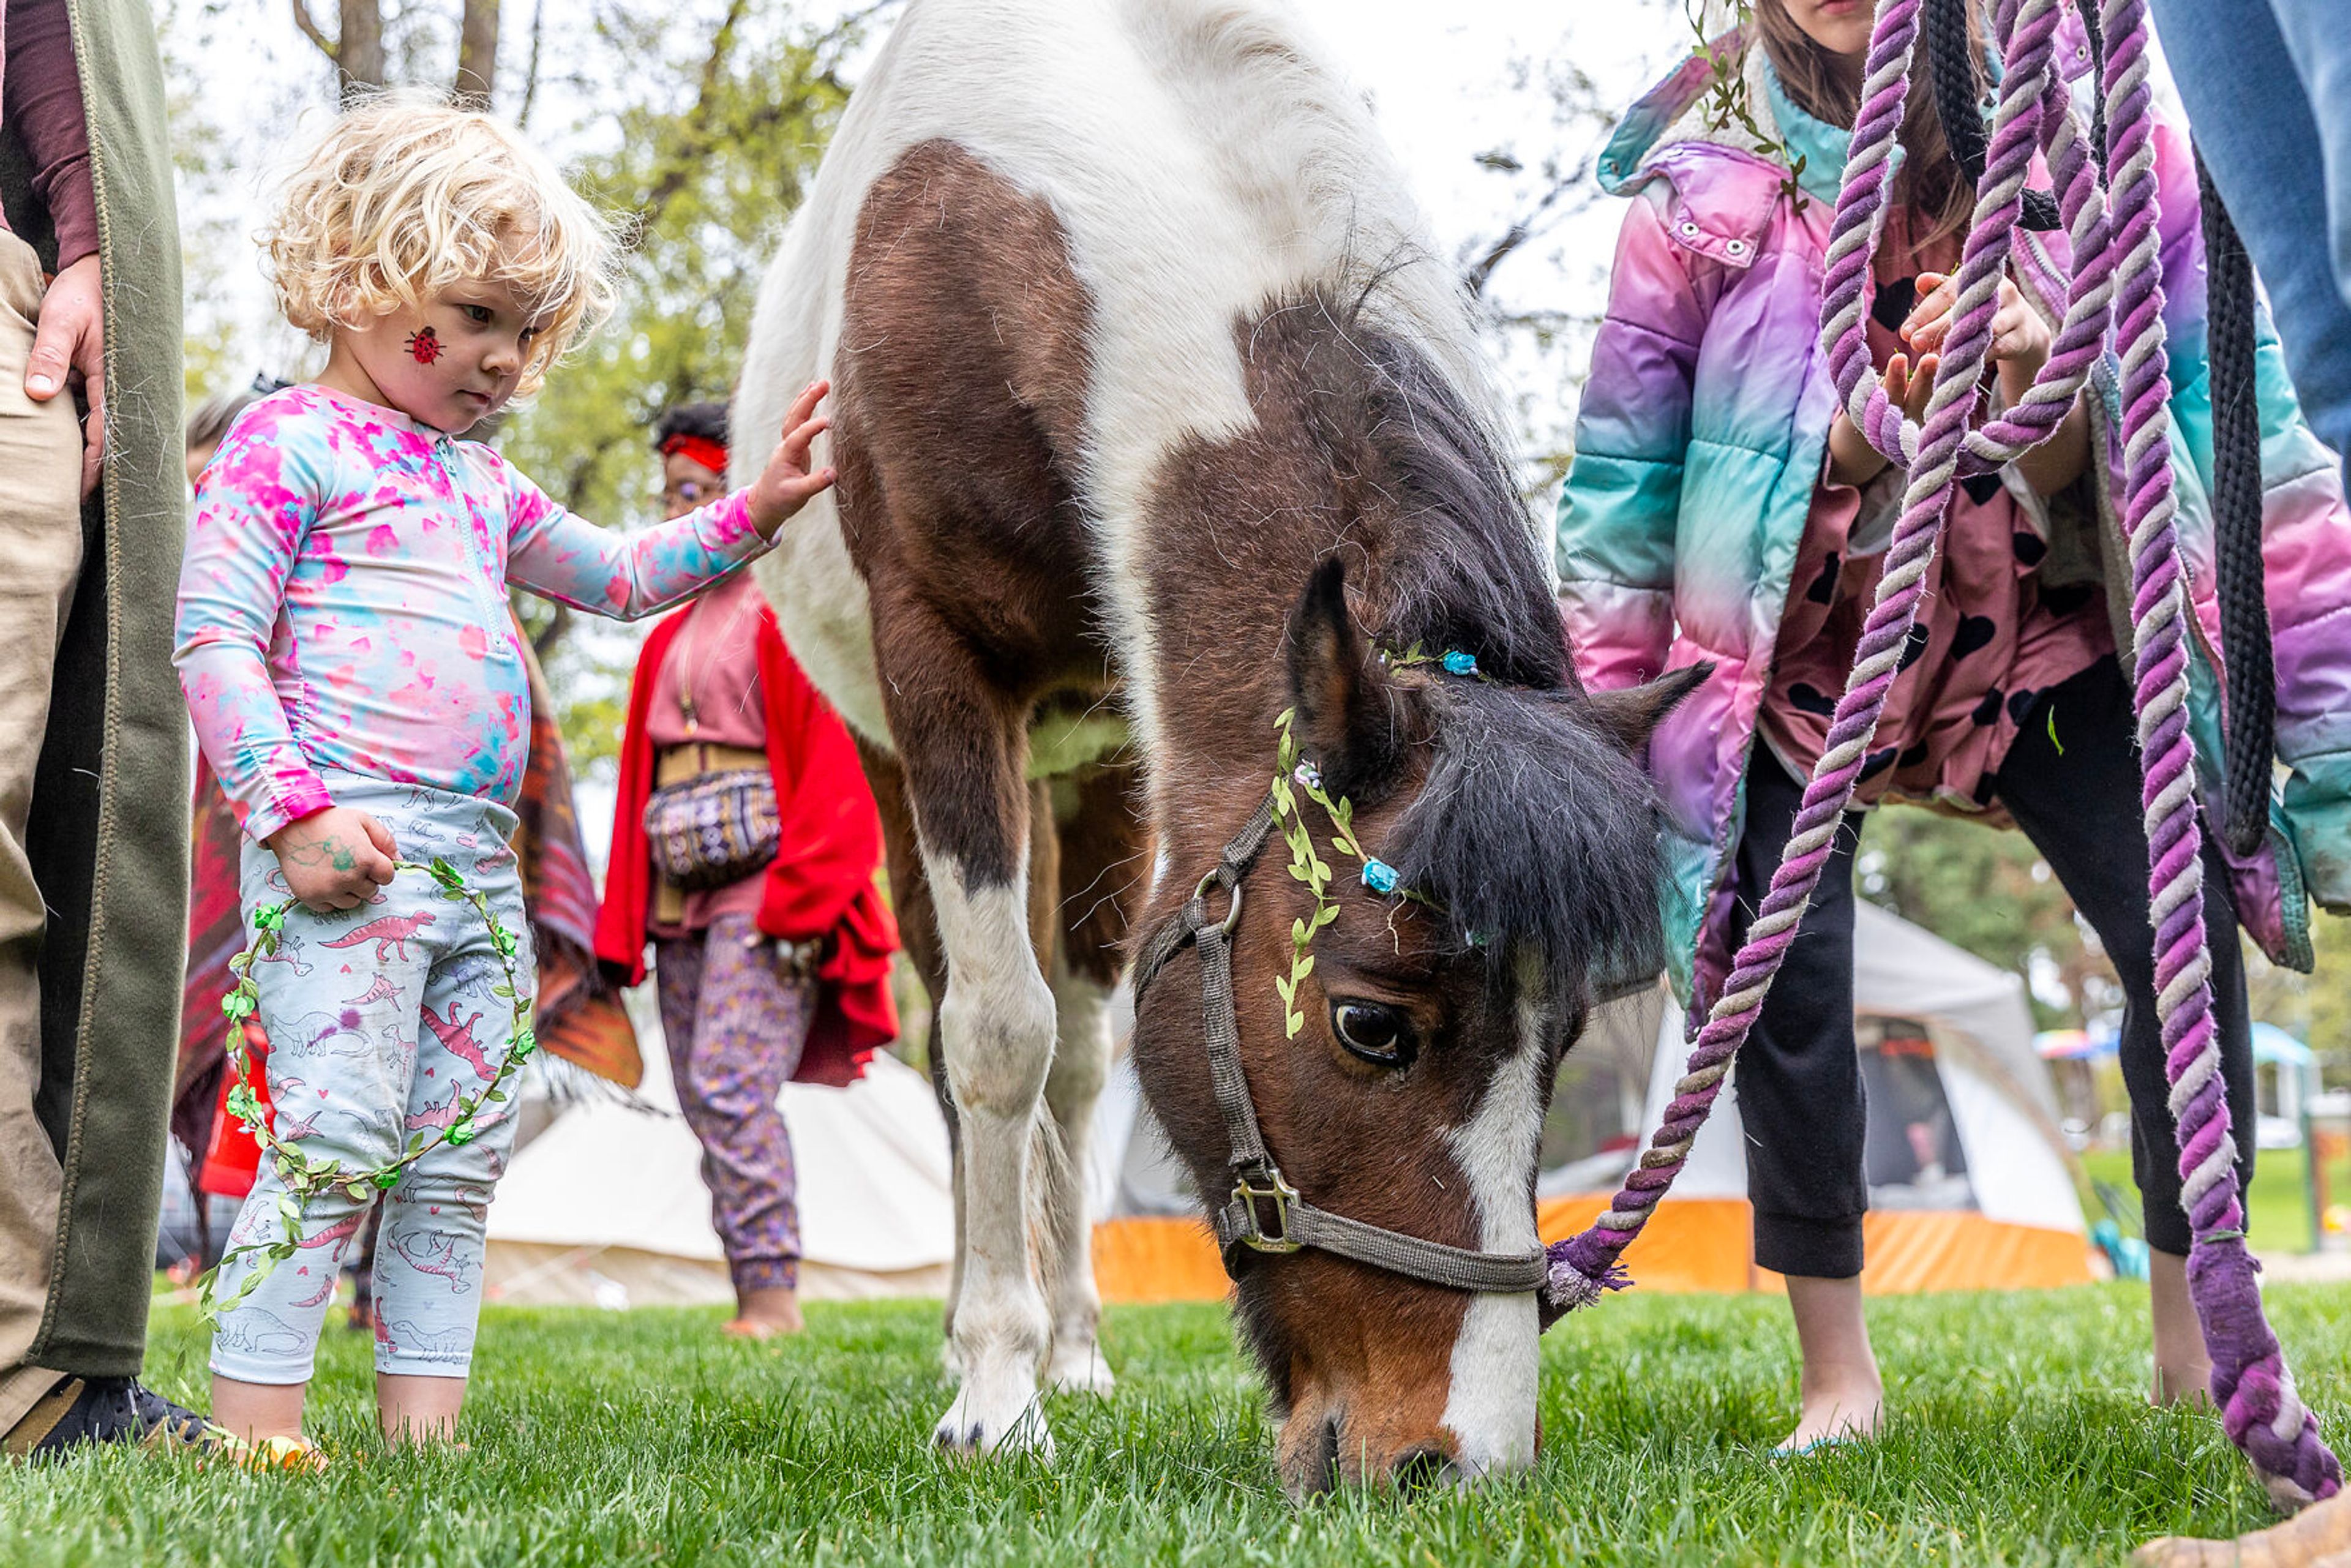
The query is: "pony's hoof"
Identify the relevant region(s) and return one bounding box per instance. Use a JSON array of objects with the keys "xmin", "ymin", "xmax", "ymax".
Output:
[
  {"xmin": 1047, "ymin": 1343, "xmax": 1116, "ymax": 1397},
  {"xmin": 931, "ymin": 1387, "xmax": 1054, "ymax": 1463}
]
